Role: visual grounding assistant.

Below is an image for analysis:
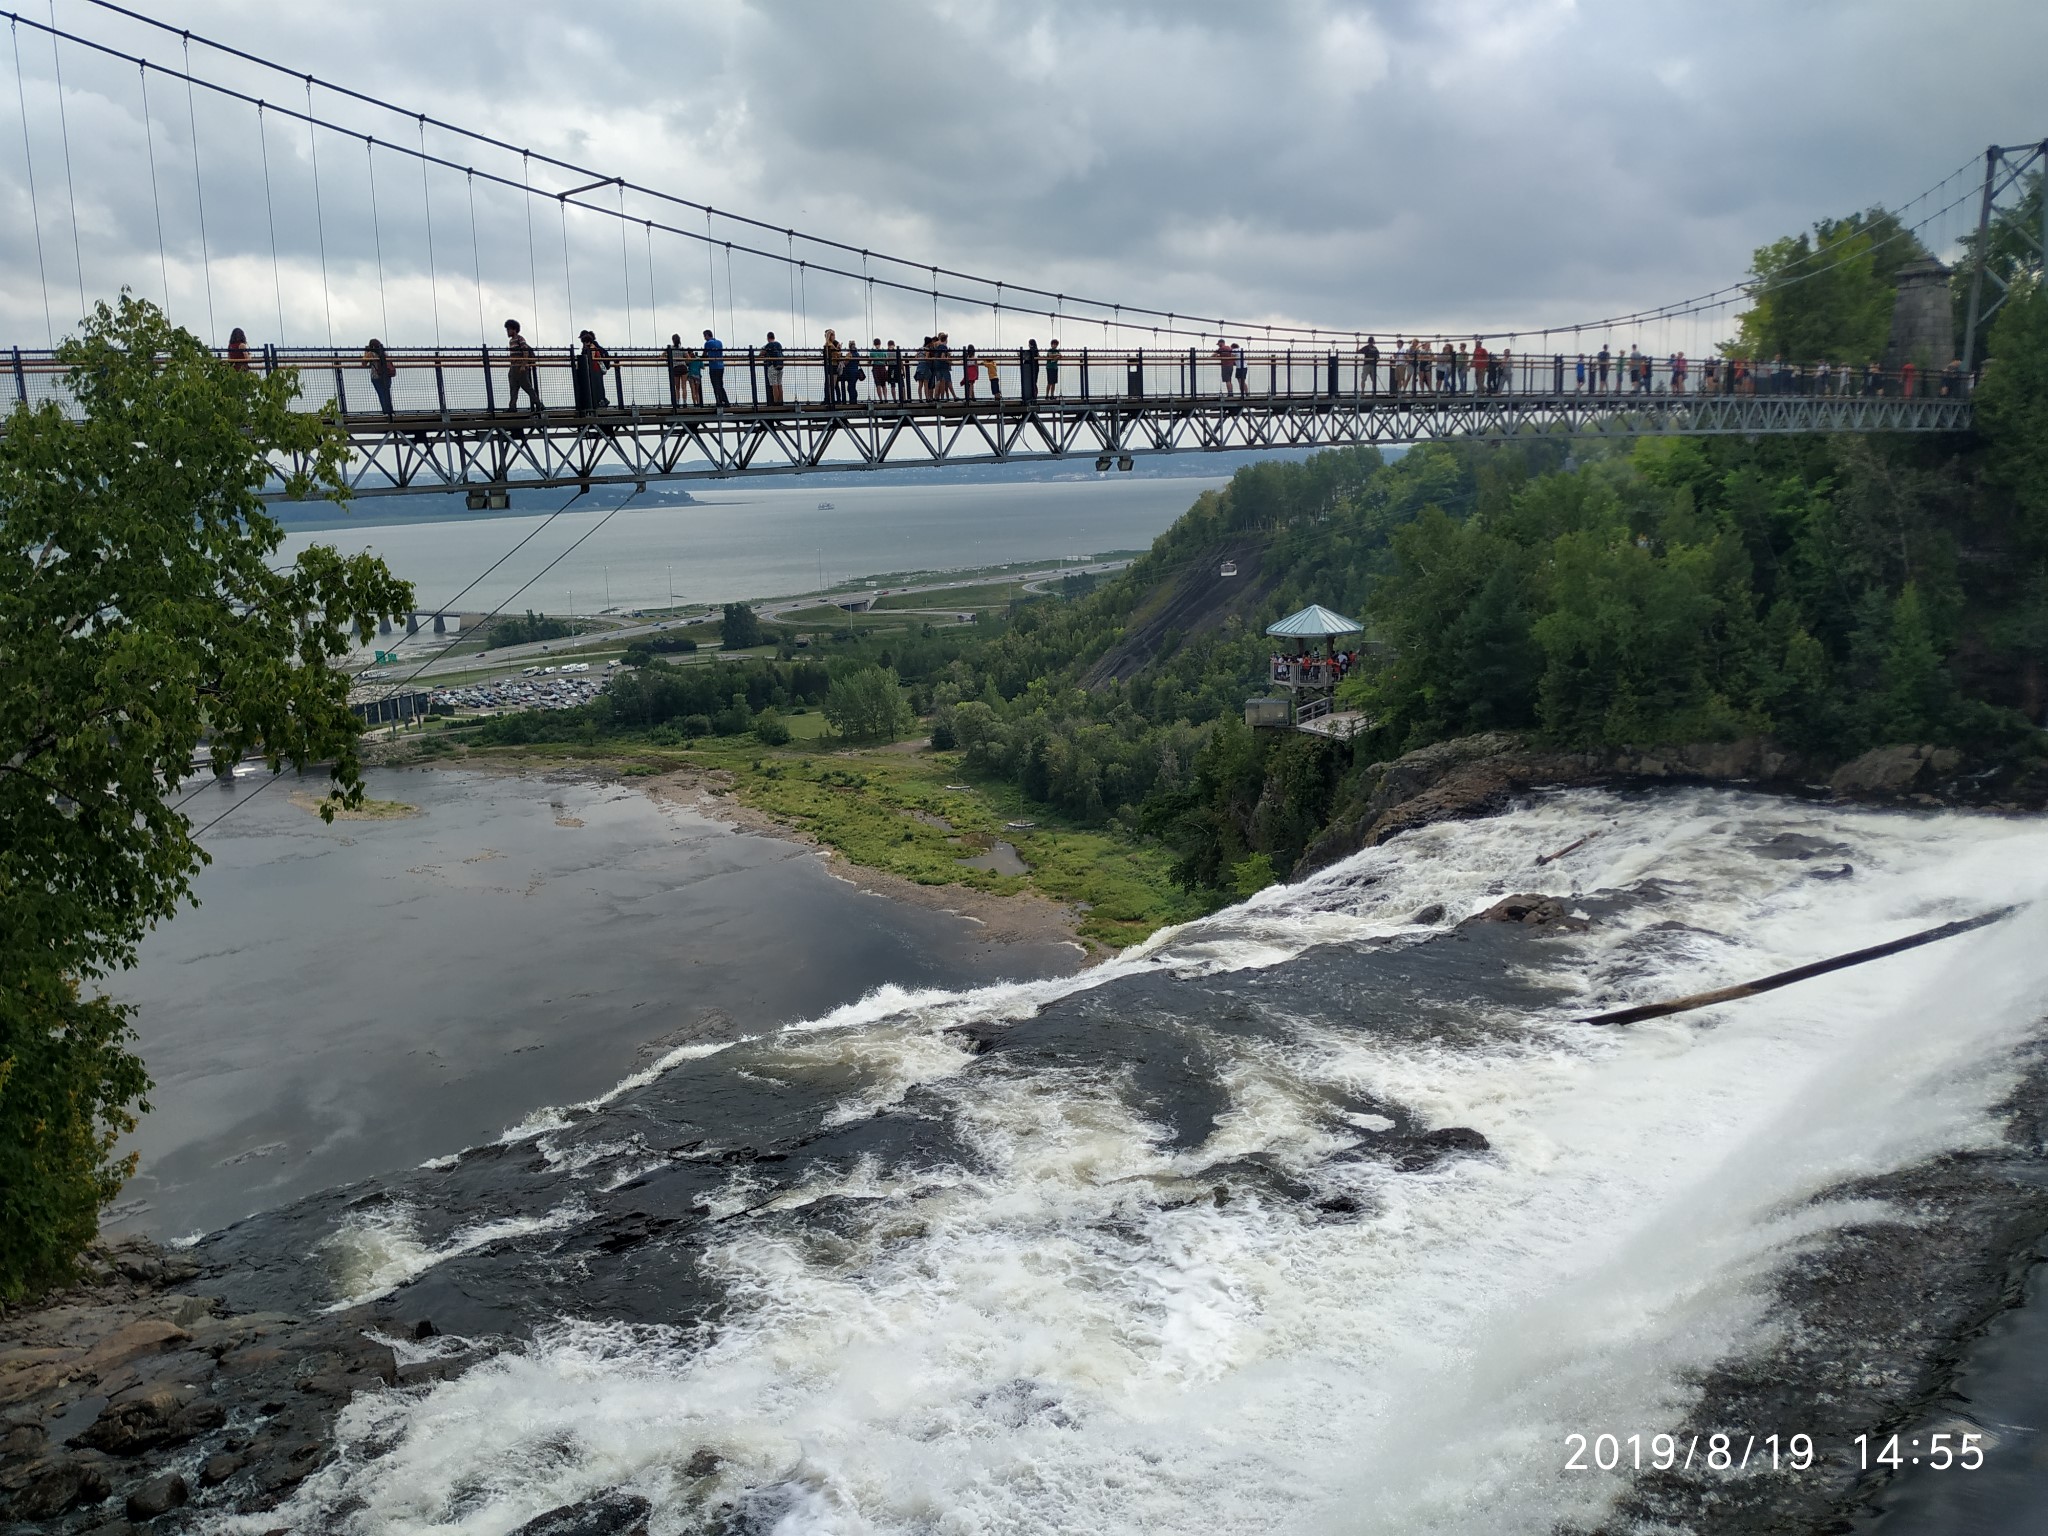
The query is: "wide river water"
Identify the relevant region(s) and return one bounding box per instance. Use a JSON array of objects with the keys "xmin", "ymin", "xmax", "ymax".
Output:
[
  {"xmin": 121, "ymin": 780, "xmax": 2048, "ymax": 1533},
  {"xmin": 277, "ymin": 478, "xmax": 1225, "ymax": 615}
]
